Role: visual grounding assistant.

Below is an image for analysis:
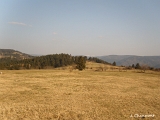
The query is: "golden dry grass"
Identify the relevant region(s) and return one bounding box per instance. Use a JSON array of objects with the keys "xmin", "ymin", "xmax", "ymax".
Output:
[{"xmin": 0, "ymin": 63, "xmax": 160, "ymax": 120}]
